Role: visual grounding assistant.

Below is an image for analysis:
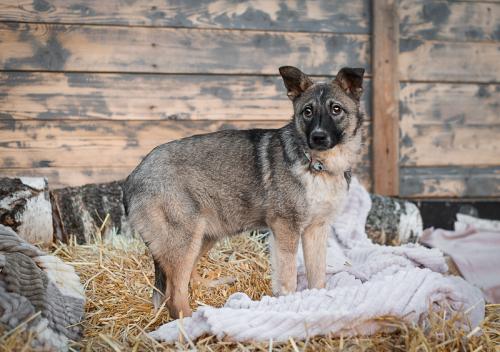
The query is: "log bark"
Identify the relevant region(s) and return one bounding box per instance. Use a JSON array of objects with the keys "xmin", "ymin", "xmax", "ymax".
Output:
[
  {"xmin": 0, "ymin": 177, "xmax": 422, "ymax": 246},
  {"xmin": 50, "ymin": 180, "xmax": 421, "ymax": 245},
  {"xmin": 0, "ymin": 177, "xmax": 53, "ymax": 245},
  {"xmin": 366, "ymin": 194, "xmax": 422, "ymax": 245},
  {"xmin": 51, "ymin": 181, "xmax": 132, "ymax": 244}
]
